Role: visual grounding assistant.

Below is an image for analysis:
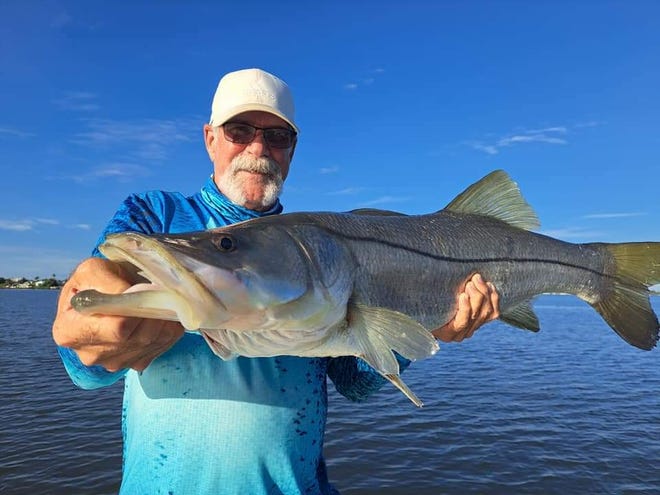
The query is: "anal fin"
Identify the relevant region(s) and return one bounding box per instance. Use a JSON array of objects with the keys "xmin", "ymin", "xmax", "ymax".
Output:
[{"xmin": 500, "ymin": 300, "xmax": 540, "ymax": 332}]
